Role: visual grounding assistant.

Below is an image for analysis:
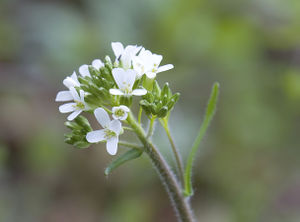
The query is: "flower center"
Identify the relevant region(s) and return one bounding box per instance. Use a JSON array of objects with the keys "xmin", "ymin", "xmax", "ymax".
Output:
[
  {"xmin": 115, "ymin": 109, "xmax": 125, "ymax": 117},
  {"xmin": 74, "ymin": 101, "xmax": 85, "ymax": 110},
  {"xmin": 104, "ymin": 129, "xmax": 116, "ymax": 139},
  {"xmin": 122, "ymin": 82, "xmax": 132, "ymax": 94}
]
